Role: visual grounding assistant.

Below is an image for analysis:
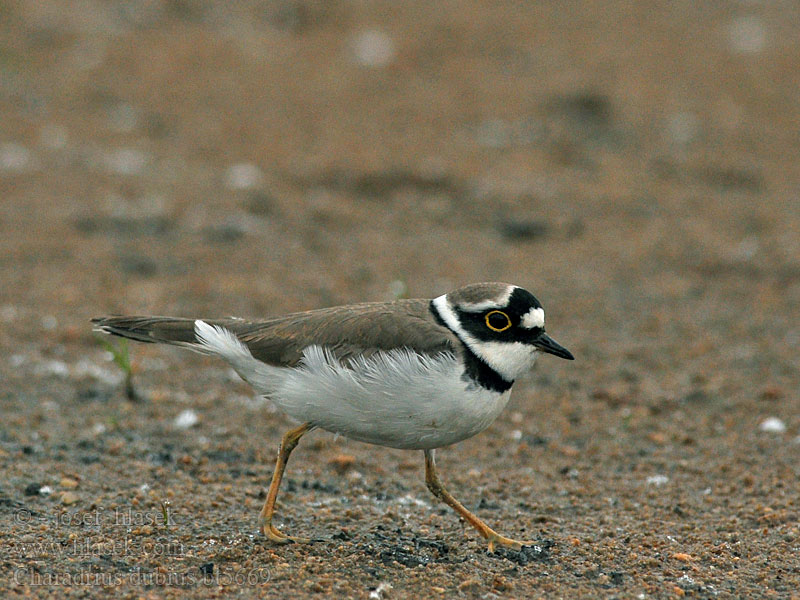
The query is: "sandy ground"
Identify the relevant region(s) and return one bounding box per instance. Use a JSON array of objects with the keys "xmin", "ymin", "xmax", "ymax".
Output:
[{"xmin": 1, "ymin": 1, "xmax": 799, "ymax": 598}]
